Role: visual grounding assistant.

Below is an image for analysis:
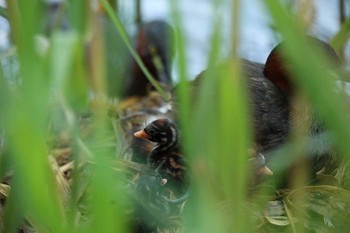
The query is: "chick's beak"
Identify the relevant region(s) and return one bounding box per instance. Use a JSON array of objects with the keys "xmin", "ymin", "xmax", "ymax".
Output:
[
  {"xmin": 134, "ymin": 129, "xmax": 150, "ymax": 140},
  {"xmin": 257, "ymin": 166, "xmax": 273, "ymax": 176}
]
